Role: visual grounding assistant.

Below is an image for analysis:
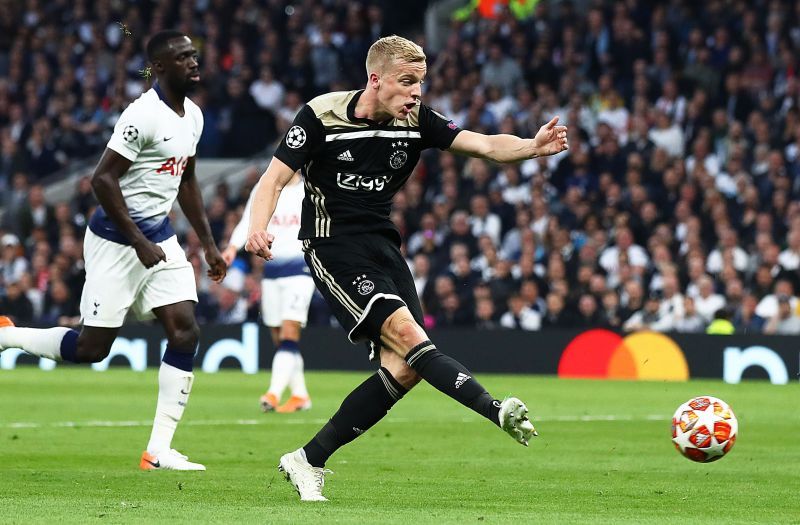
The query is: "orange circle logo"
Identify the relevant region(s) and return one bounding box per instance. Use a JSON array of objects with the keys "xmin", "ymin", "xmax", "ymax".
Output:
[{"xmin": 558, "ymin": 329, "xmax": 689, "ymax": 381}]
